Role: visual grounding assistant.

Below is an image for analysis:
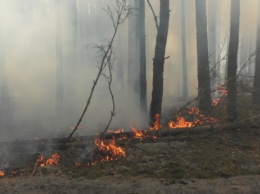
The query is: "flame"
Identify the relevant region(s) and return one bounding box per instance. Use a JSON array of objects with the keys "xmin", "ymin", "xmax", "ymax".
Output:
[
  {"xmin": 212, "ymin": 86, "xmax": 228, "ymax": 106},
  {"xmin": 37, "ymin": 153, "xmax": 60, "ymax": 167},
  {"xmin": 94, "ymin": 138, "xmax": 126, "ymax": 160},
  {"xmin": 168, "ymin": 107, "xmax": 218, "ymax": 129},
  {"xmin": 46, "ymin": 153, "xmax": 60, "ymax": 166},
  {"xmin": 149, "ymin": 114, "xmax": 162, "ymax": 130},
  {"xmin": 131, "ymin": 126, "xmax": 146, "ymax": 139},
  {"xmin": 107, "ymin": 129, "xmax": 124, "ymax": 133},
  {"xmin": 168, "ymin": 116, "xmax": 194, "ymax": 128},
  {"xmin": 0, "ymin": 170, "xmax": 4, "ymax": 177}
]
